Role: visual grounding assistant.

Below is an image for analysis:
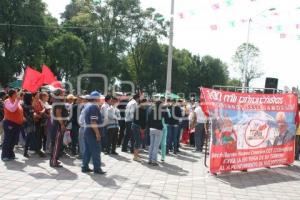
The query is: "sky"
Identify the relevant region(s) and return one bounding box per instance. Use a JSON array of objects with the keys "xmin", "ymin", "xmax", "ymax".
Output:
[{"xmin": 43, "ymin": 0, "xmax": 300, "ymax": 90}]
